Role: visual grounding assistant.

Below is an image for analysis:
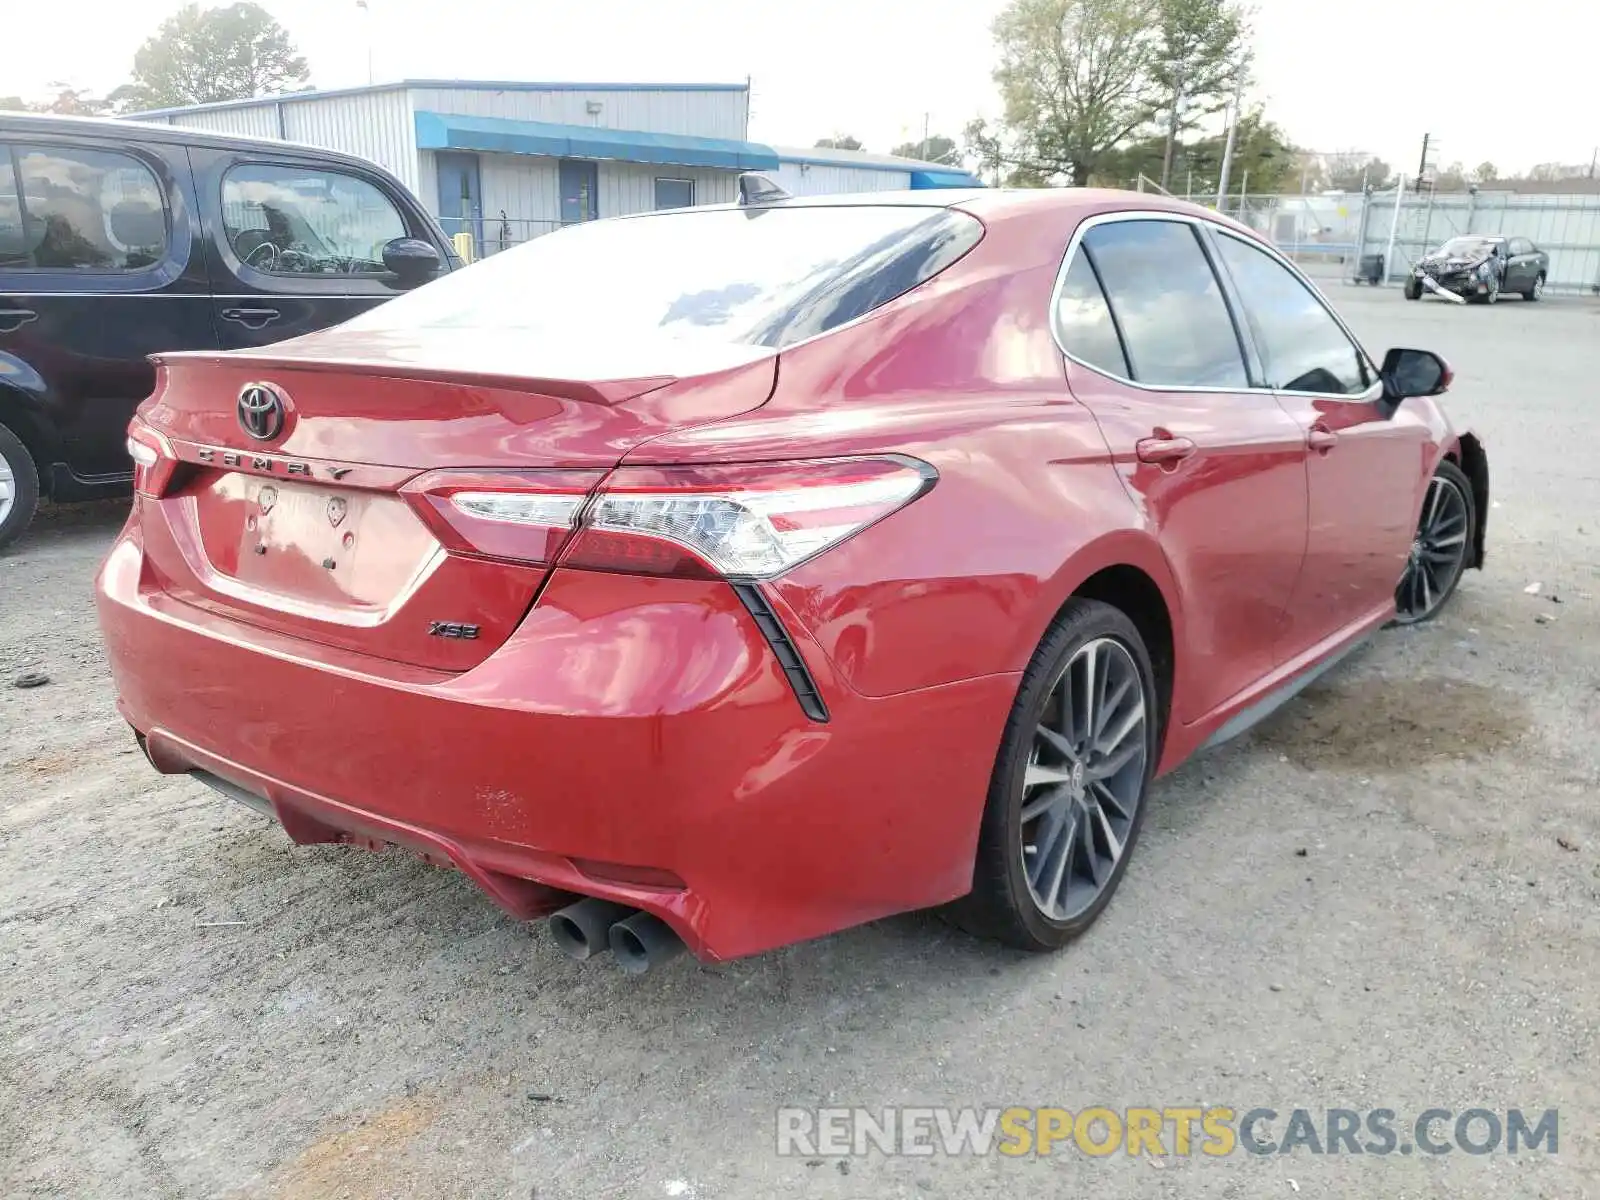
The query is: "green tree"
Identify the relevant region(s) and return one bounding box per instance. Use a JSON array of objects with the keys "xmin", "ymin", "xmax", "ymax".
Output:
[
  {"xmin": 1324, "ymin": 154, "xmax": 1391, "ymax": 191},
  {"xmin": 1150, "ymin": 0, "xmax": 1247, "ymax": 188},
  {"xmin": 814, "ymin": 135, "xmax": 864, "ymax": 151},
  {"xmin": 990, "ymin": 0, "xmax": 1162, "ymax": 186},
  {"xmin": 121, "ymin": 2, "xmax": 309, "ymax": 110},
  {"xmin": 1473, "ymin": 161, "xmax": 1498, "ymax": 183},
  {"xmin": 890, "ymin": 134, "xmax": 959, "ymax": 164},
  {"xmin": 0, "ymin": 85, "xmax": 113, "ymax": 116}
]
